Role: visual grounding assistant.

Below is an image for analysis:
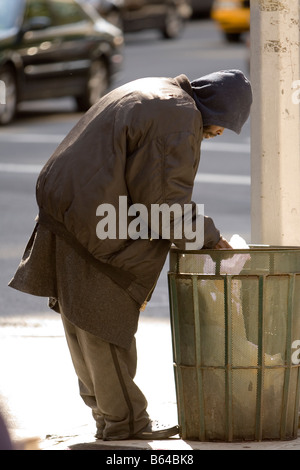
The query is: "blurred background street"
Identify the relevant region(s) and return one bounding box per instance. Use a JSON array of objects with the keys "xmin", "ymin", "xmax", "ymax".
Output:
[{"xmin": 0, "ymin": 11, "xmax": 252, "ymax": 446}]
